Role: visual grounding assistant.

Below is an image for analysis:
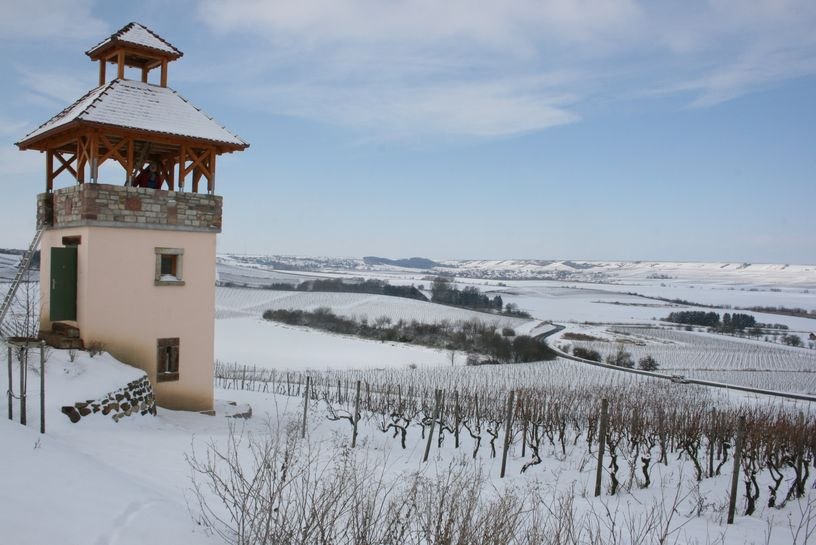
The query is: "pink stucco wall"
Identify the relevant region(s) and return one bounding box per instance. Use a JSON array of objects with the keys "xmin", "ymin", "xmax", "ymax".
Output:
[{"xmin": 40, "ymin": 226, "xmax": 216, "ymax": 411}]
